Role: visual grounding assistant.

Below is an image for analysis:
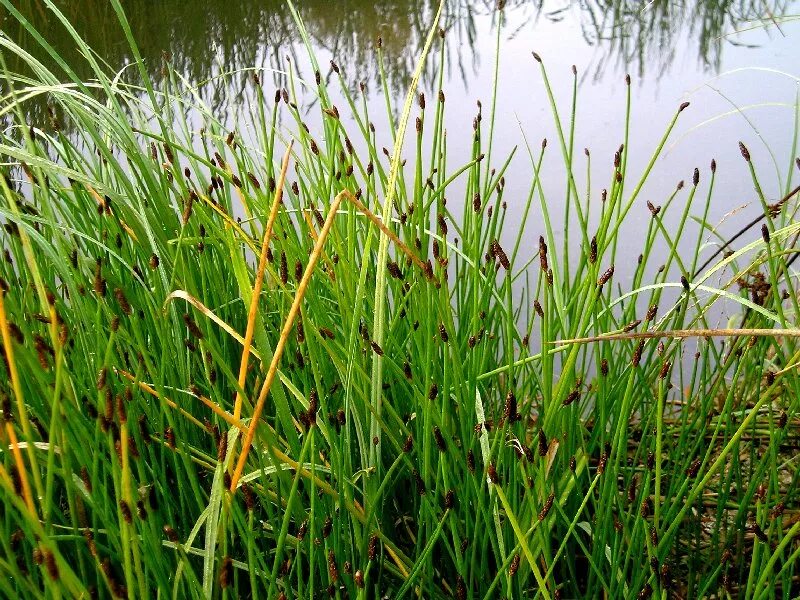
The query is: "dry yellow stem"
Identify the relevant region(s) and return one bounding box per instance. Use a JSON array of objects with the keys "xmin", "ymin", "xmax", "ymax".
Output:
[
  {"xmin": 0, "ymin": 291, "xmax": 39, "ymax": 515},
  {"xmin": 229, "ymin": 190, "xmax": 345, "ymax": 492},
  {"xmin": 233, "ymin": 143, "xmax": 293, "ymax": 421},
  {"xmin": 5, "ymin": 423, "xmax": 35, "ymax": 514},
  {"xmin": 113, "ymin": 369, "xmax": 235, "ymax": 431}
]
